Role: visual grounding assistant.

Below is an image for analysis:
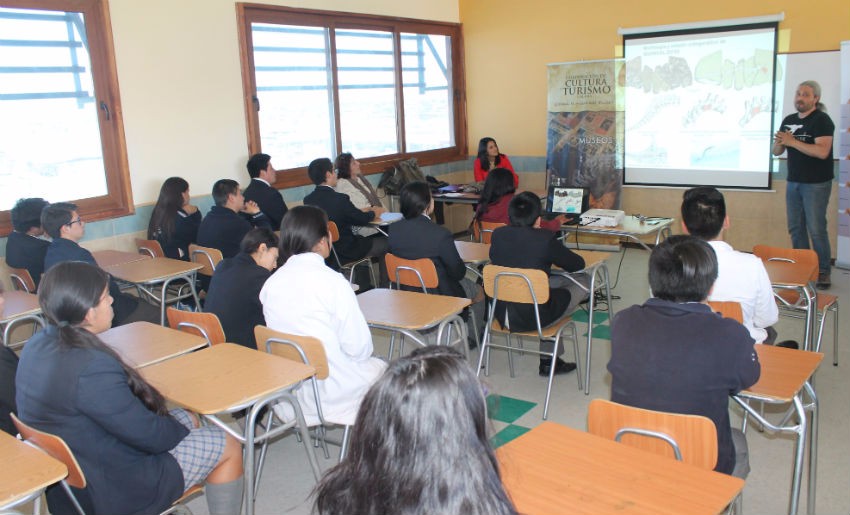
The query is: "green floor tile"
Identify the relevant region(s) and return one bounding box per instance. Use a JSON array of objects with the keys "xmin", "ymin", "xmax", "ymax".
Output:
[
  {"xmin": 486, "ymin": 394, "xmax": 536, "ymax": 423},
  {"xmin": 490, "ymin": 424, "xmax": 531, "ymax": 448},
  {"xmin": 582, "ymin": 324, "xmax": 611, "ymax": 340},
  {"xmin": 572, "ymin": 310, "xmax": 610, "ymax": 325}
]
